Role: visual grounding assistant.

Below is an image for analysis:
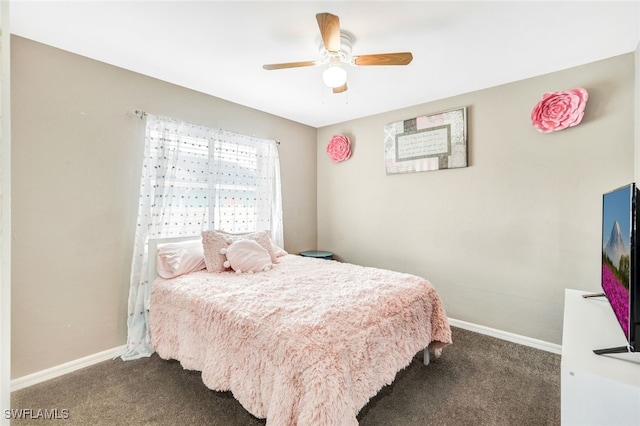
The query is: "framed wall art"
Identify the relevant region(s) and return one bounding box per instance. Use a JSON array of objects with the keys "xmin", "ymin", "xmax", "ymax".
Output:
[{"xmin": 384, "ymin": 107, "xmax": 467, "ymax": 175}]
